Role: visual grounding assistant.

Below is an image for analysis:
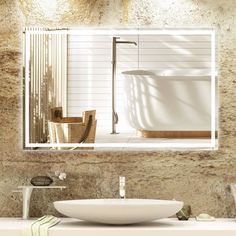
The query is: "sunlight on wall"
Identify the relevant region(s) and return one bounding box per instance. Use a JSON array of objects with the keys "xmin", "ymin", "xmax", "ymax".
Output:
[
  {"xmin": 35, "ymin": 0, "xmax": 57, "ymax": 19},
  {"xmin": 31, "ymin": 0, "xmax": 69, "ymax": 21}
]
